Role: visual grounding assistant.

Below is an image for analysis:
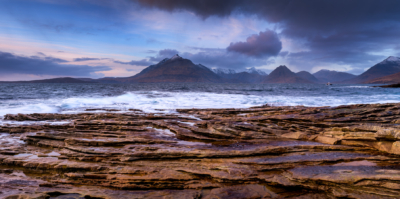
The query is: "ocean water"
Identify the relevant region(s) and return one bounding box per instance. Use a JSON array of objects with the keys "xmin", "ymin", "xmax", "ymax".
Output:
[{"xmin": 0, "ymin": 83, "xmax": 399, "ymax": 118}]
